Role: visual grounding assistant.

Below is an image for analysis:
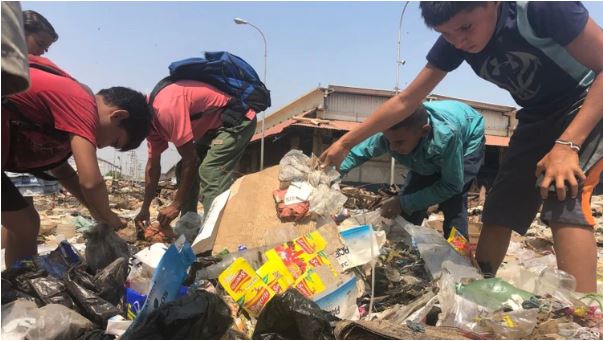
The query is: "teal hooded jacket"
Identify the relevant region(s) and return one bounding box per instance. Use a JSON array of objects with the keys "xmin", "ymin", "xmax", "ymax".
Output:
[{"xmin": 340, "ymin": 100, "xmax": 485, "ymax": 214}]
